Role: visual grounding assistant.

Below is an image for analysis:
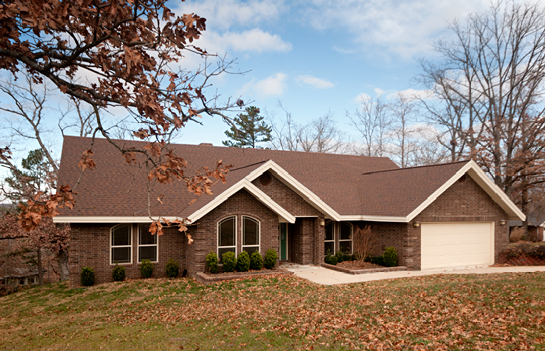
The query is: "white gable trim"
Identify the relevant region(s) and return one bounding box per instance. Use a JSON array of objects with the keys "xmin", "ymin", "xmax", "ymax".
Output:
[
  {"xmin": 339, "ymin": 215, "xmax": 407, "ymax": 223},
  {"xmin": 187, "ymin": 178, "xmax": 296, "ymax": 224},
  {"xmin": 405, "ymin": 160, "xmax": 525, "ymax": 222}
]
